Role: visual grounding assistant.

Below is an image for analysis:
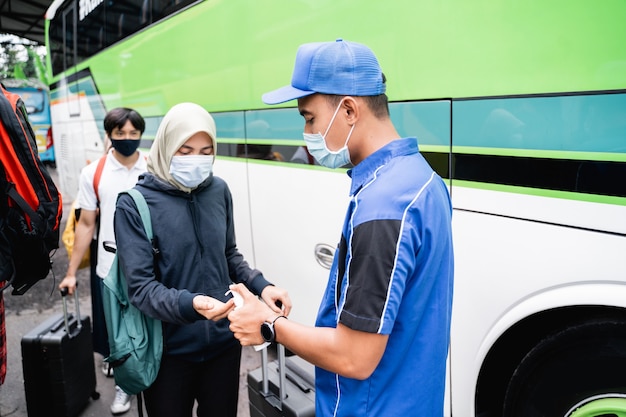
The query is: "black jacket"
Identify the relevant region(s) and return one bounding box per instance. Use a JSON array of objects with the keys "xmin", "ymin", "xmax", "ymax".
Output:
[{"xmin": 114, "ymin": 172, "xmax": 271, "ymax": 361}]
